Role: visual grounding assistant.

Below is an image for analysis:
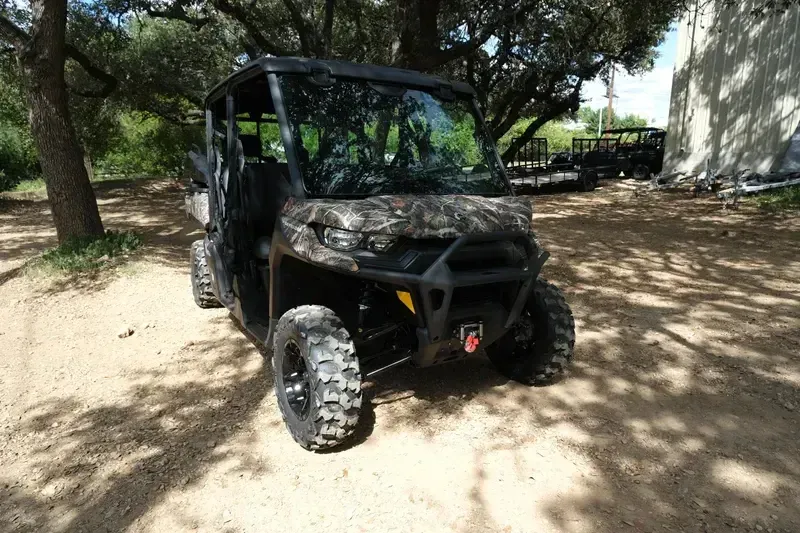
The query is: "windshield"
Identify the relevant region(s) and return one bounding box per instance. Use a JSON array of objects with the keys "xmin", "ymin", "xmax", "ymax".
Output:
[{"xmin": 278, "ymin": 75, "xmax": 510, "ymax": 196}]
